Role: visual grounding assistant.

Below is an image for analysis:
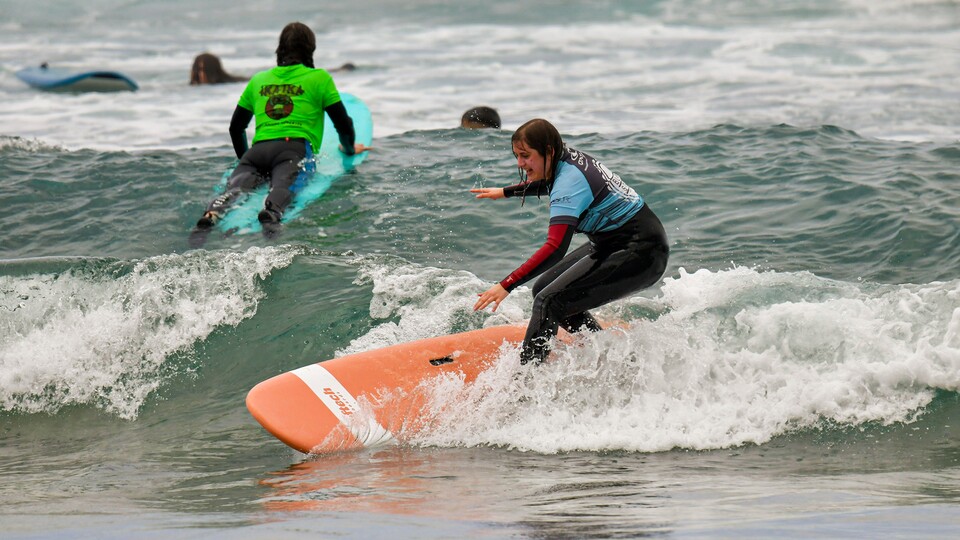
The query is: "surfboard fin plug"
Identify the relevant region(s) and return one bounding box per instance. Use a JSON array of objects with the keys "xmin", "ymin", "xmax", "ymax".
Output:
[{"xmin": 429, "ymin": 356, "xmax": 455, "ymax": 366}]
